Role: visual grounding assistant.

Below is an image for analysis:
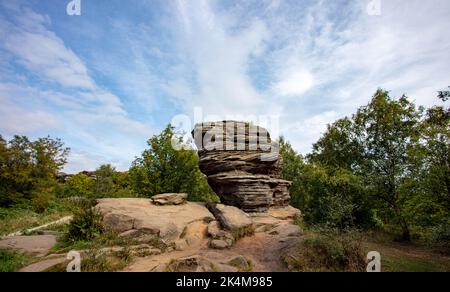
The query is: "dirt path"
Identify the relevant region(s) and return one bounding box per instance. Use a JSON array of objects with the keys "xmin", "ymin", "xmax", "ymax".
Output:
[
  {"xmin": 4, "ymin": 216, "xmax": 72, "ymax": 237},
  {"xmin": 0, "ymin": 235, "xmax": 58, "ymax": 257},
  {"xmin": 125, "ymin": 231, "xmax": 300, "ymax": 272}
]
